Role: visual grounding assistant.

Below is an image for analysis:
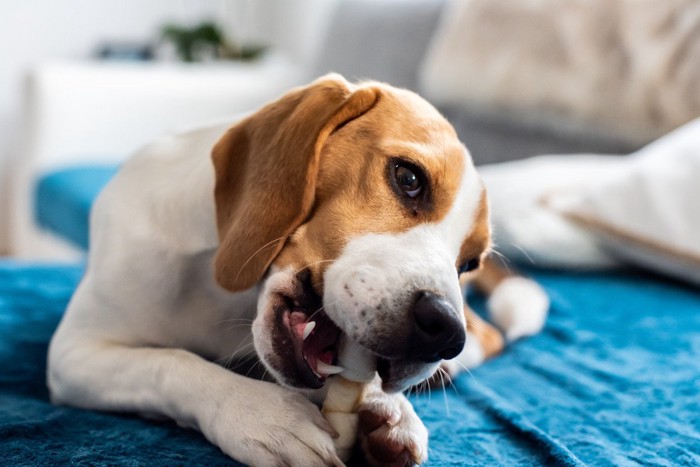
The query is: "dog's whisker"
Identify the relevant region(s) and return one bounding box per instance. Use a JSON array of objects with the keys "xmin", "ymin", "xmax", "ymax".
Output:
[
  {"xmin": 442, "ymin": 366, "xmax": 454, "ymax": 384},
  {"xmin": 435, "ymin": 366, "xmax": 448, "ymax": 387},
  {"xmin": 443, "ymin": 367, "xmax": 460, "ymax": 395},
  {"xmin": 304, "ymin": 304, "xmax": 330, "ymax": 324},
  {"xmin": 235, "ymin": 236, "xmax": 287, "ymax": 280},
  {"xmin": 246, "ymin": 360, "xmax": 267, "ymax": 379},
  {"xmin": 215, "ymin": 318, "xmax": 254, "ymax": 325},
  {"xmin": 439, "ymin": 369, "xmax": 451, "ymax": 416},
  {"xmin": 509, "ymin": 243, "xmax": 536, "ymax": 265},
  {"xmin": 244, "ymin": 358, "xmax": 265, "ymax": 379},
  {"xmin": 292, "ymin": 259, "xmax": 335, "ymax": 277},
  {"xmin": 218, "ymin": 341, "xmax": 256, "ymax": 370},
  {"xmin": 221, "ymin": 338, "xmax": 256, "ymax": 368},
  {"xmin": 488, "ymin": 247, "xmax": 514, "ymax": 274},
  {"xmin": 224, "ymin": 323, "xmax": 255, "ymax": 333},
  {"xmin": 240, "ymin": 358, "xmax": 270, "ymax": 381},
  {"xmin": 451, "ymin": 358, "xmax": 479, "ymax": 386},
  {"xmin": 216, "ymin": 348, "xmax": 236, "ymax": 368},
  {"xmin": 488, "ymin": 248, "xmax": 509, "ymax": 263},
  {"xmin": 406, "ymin": 384, "xmax": 415, "ymax": 400},
  {"xmin": 232, "ymin": 337, "xmax": 256, "ymax": 355}
]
